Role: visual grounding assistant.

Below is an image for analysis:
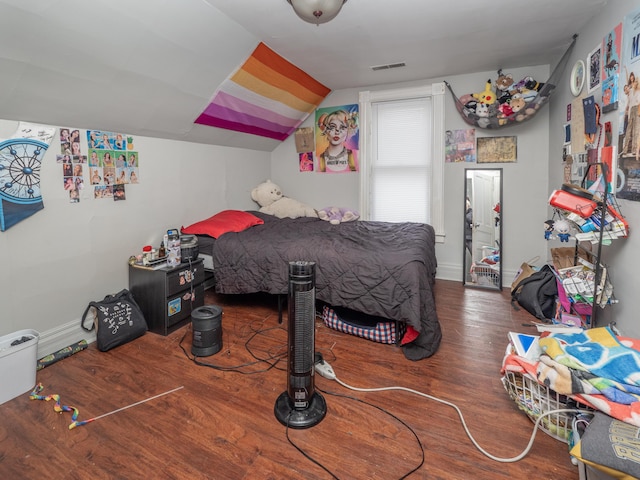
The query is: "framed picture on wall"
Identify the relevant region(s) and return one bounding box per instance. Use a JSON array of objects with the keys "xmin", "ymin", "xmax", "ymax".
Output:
[{"xmin": 587, "ymin": 44, "xmax": 602, "ymax": 93}]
